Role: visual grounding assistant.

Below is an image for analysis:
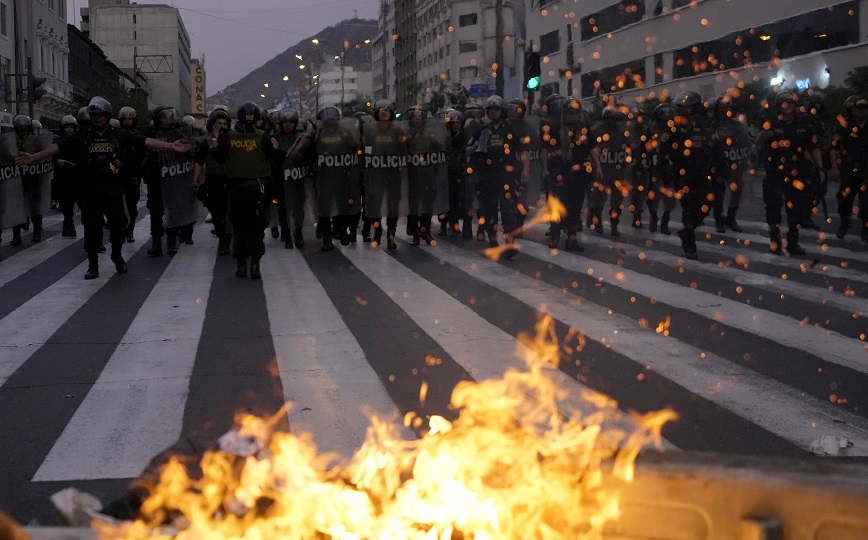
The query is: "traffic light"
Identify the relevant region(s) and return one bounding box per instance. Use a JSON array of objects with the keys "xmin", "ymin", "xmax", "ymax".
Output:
[
  {"xmin": 525, "ymin": 52, "xmax": 541, "ymax": 91},
  {"xmin": 29, "ymin": 75, "xmax": 48, "ymax": 102}
]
